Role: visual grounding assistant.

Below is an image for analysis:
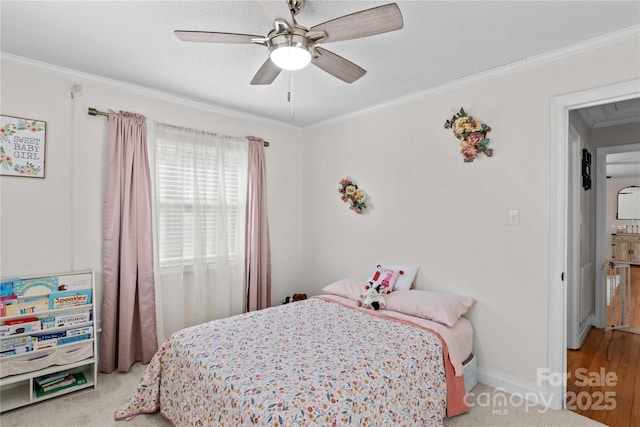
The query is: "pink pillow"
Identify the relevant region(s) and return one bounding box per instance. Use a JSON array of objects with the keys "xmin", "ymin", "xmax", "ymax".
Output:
[
  {"xmin": 384, "ymin": 290, "xmax": 474, "ymax": 327},
  {"xmin": 322, "ymin": 277, "xmax": 365, "ymax": 301}
]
